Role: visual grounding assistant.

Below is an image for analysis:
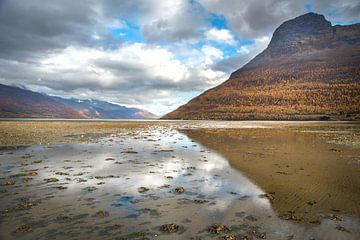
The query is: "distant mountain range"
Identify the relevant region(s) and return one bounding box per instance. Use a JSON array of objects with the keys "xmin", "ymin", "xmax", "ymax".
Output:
[
  {"xmin": 163, "ymin": 13, "xmax": 360, "ymax": 120},
  {"xmin": 0, "ymin": 84, "xmax": 157, "ymax": 119}
]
